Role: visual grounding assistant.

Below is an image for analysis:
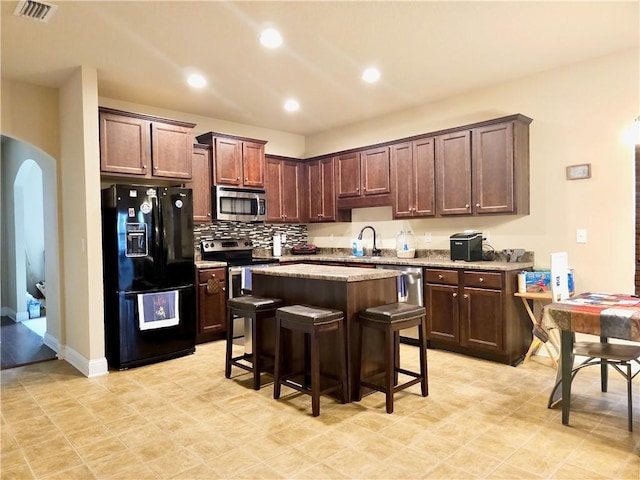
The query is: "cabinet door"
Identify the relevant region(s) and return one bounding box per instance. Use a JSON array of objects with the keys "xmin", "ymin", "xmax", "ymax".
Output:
[
  {"xmin": 265, "ymin": 157, "xmax": 284, "ymax": 222},
  {"xmin": 151, "ymin": 122, "xmax": 193, "ymax": 179},
  {"xmin": 188, "ymin": 145, "xmax": 212, "ymax": 223},
  {"xmin": 472, "ymin": 122, "xmax": 515, "ymax": 214},
  {"xmin": 281, "ymin": 160, "xmax": 302, "ymax": 223},
  {"xmin": 426, "ymin": 283, "xmax": 459, "ymax": 343},
  {"xmin": 390, "ymin": 142, "xmax": 414, "ymax": 217},
  {"xmin": 360, "ymin": 147, "xmax": 390, "ymax": 196},
  {"xmin": 308, "ymin": 157, "xmax": 336, "ymax": 222},
  {"xmin": 197, "ymin": 268, "xmax": 227, "ymax": 340},
  {"xmin": 215, "ymin": 137, "xmax": 242, "ymax": 185},
  {"xmin": 99, "ymin": 112, "xmax": 151, "ymax": 176},
  {"xmin": 336, "ymin": 152, "xmax": 360, "ymax": 198},
  {"xmin": 460, "ymin": 287, "xmax": 503, "ymax": 351},
  {"xmin": 413, "ymin": 138, "xmax": 435, "ymax": 216},
  {"xmin": 242, "ymin": 141, "xmax": 265, "ymax": 188},
  {"xmin": 436, "ymin": 131, "xmax": 471, "ymax": 215}
]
